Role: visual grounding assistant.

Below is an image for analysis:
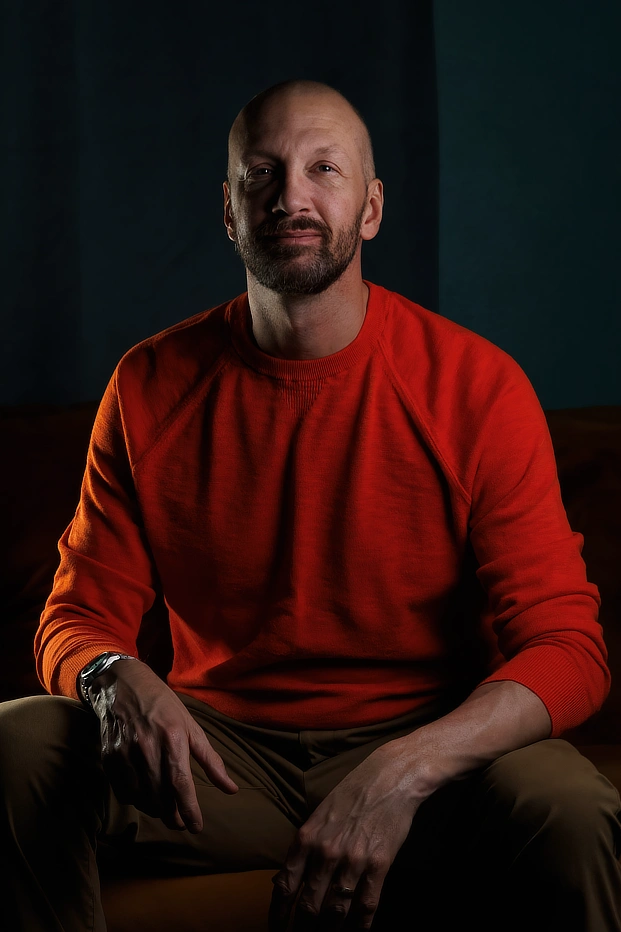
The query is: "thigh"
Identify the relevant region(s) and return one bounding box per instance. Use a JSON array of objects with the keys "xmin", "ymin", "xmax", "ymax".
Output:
[
  {"xmin": 375, "ymin": 739, "xmax": 621, "ymax": 931},
  {"xmin": 0, "ymin": 693, "xmax": 299, "ymax": 877},
  {"xmin": 0, "ymin": 693, "xmax": 103, "ymax": 810},
  {"xmin": 100, "ymin": 693, "xmax": 303, "ymax": 876}
]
